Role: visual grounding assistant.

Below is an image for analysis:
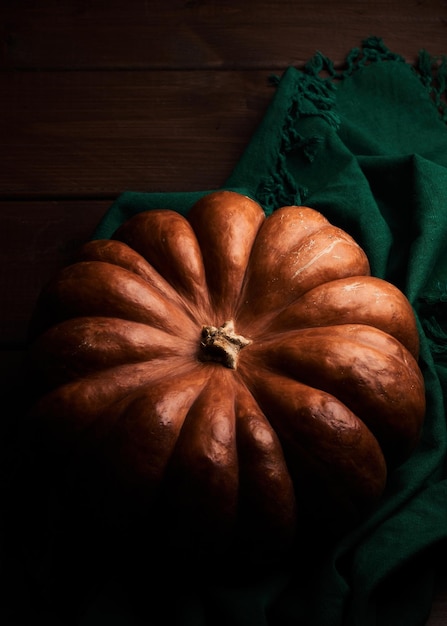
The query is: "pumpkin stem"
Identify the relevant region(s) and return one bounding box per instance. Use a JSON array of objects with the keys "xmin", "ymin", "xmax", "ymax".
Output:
[{"xmin": 199, "ymin": 320, "xmax": 251, "ymax": 369}]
